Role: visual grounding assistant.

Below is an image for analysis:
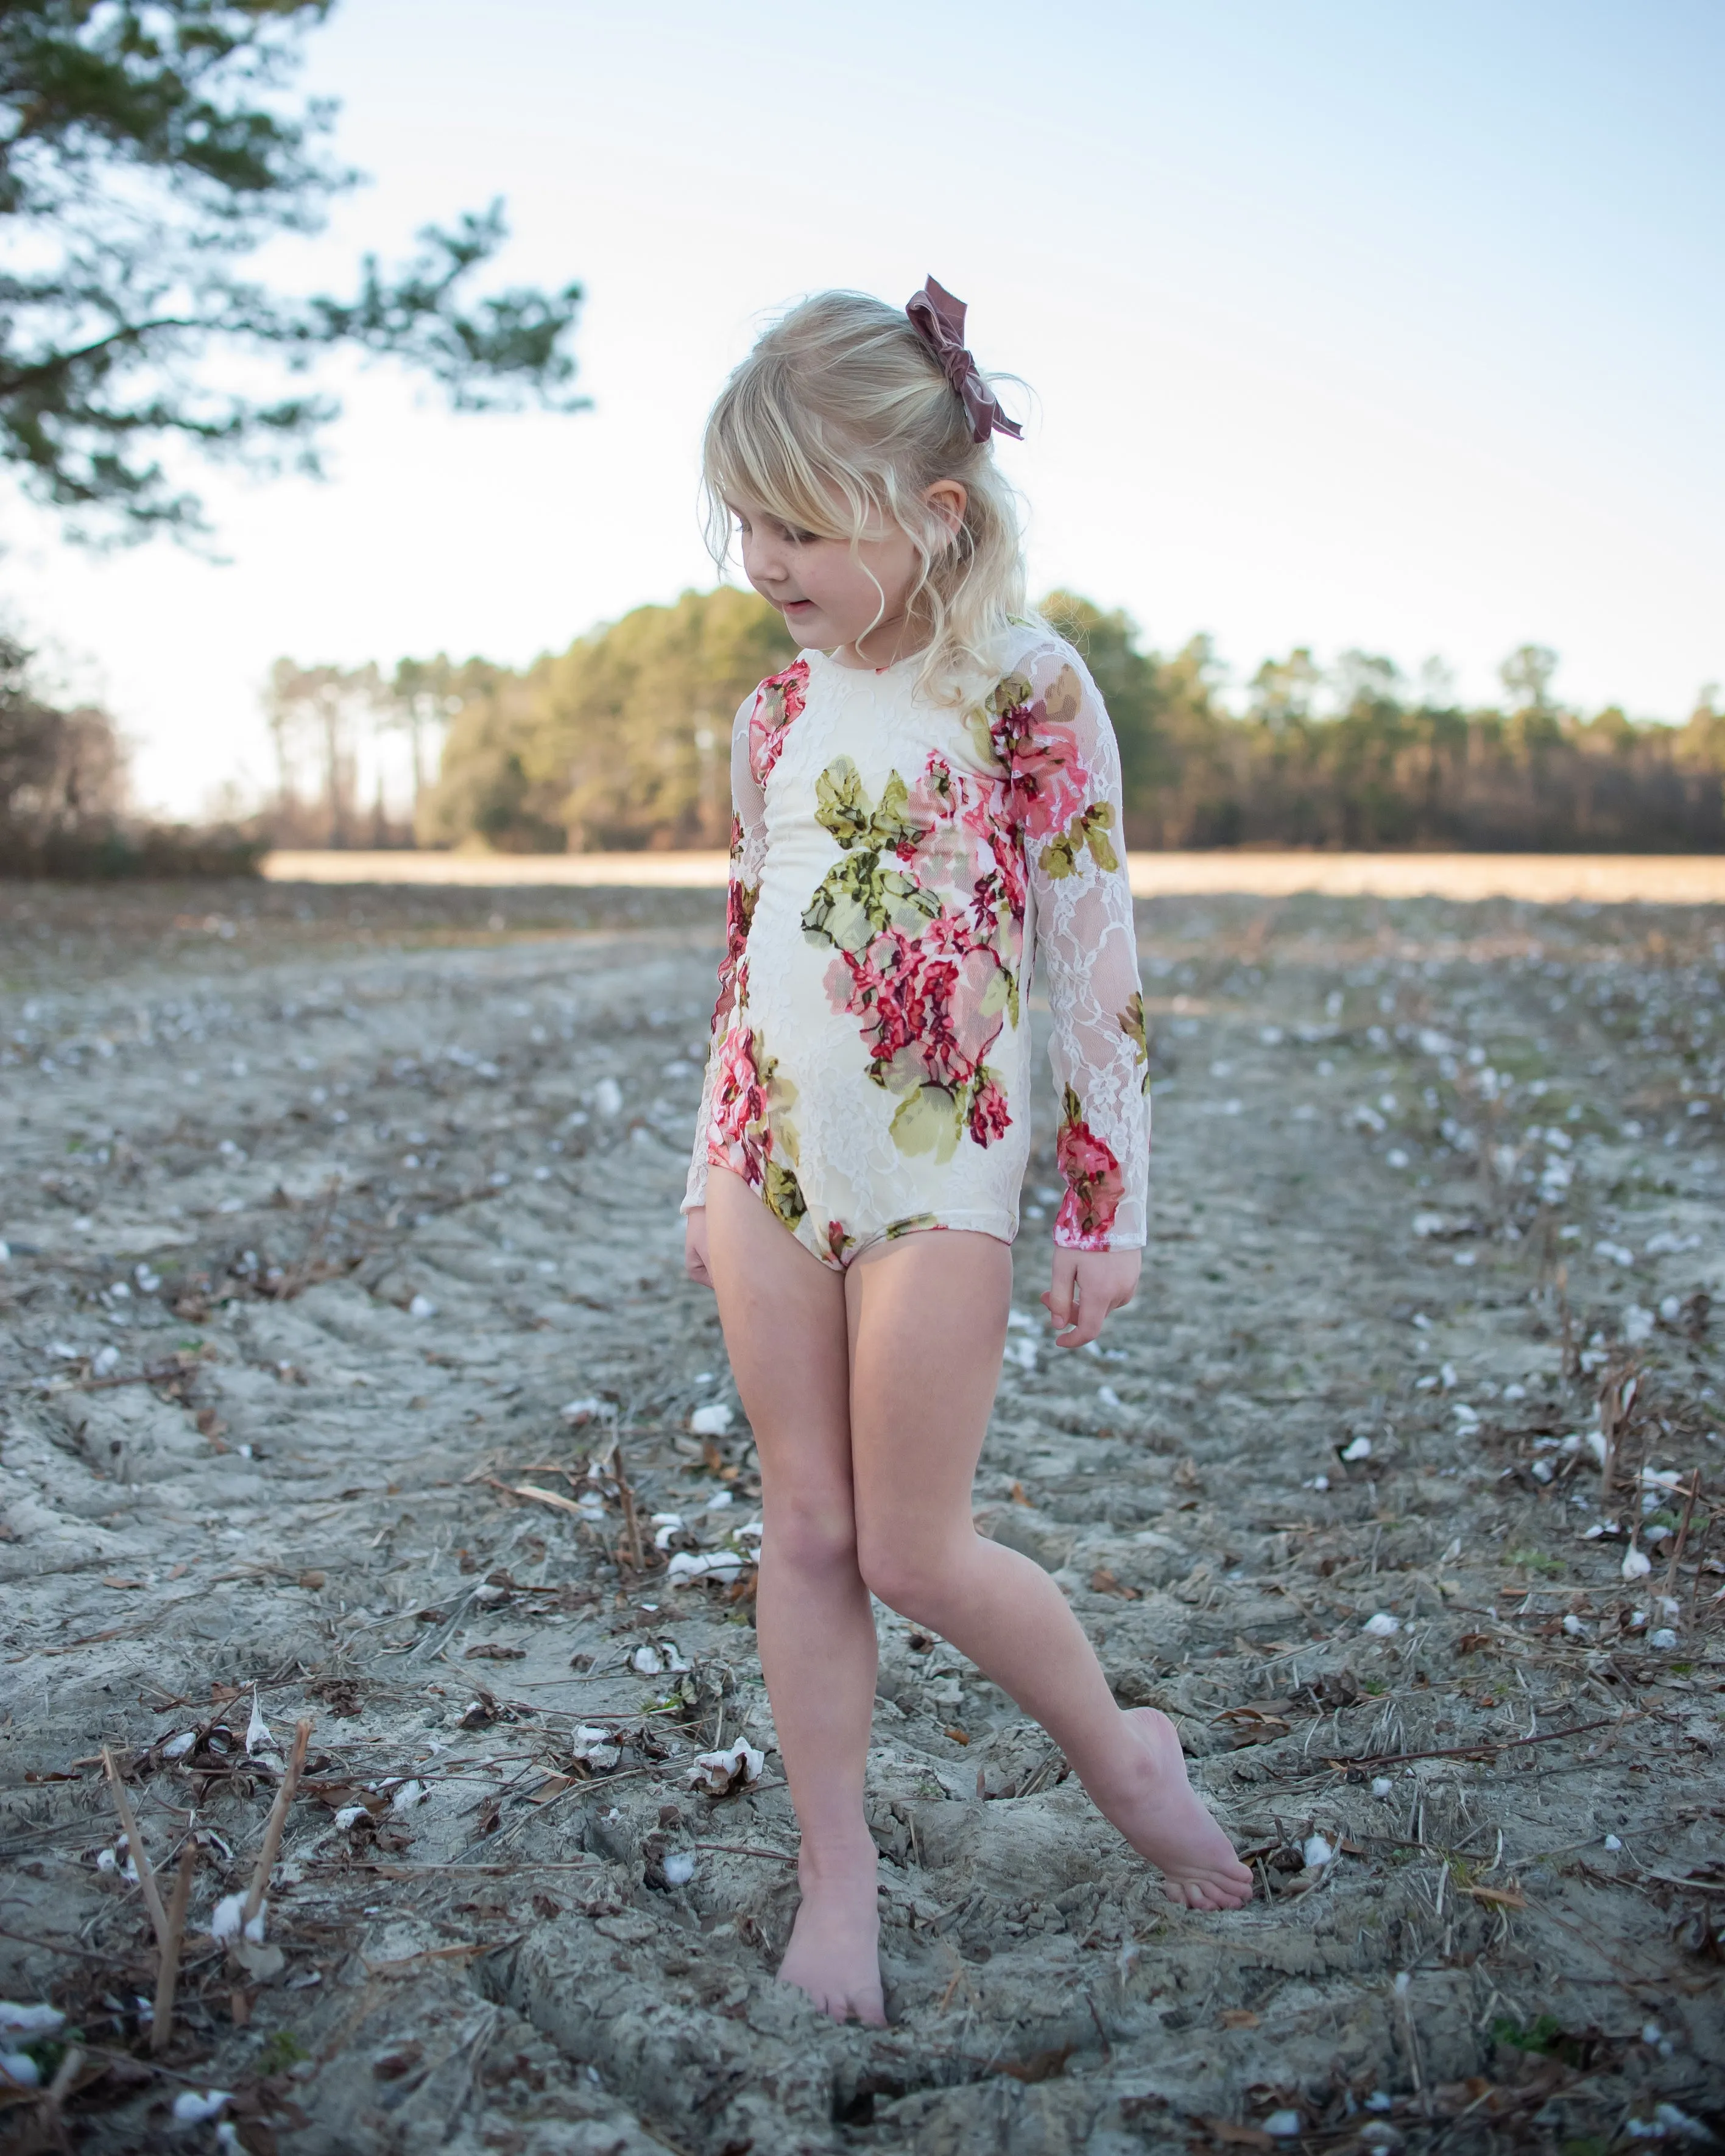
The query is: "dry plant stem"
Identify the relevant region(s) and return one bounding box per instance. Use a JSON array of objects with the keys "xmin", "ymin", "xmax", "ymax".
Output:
[
  {"xmin": 101, "ymin": 1747, "xmax": 170, "ymax": 1943},
  {"xmin": 1598, "ymin": 1366, "xmax": 1620, "ymax": 1503},
  {"xmin": 1556, "ymin": 1263, "xmax": 1574, "ymax": 1381},
  {"xmin": 613, "ymin": 1446, "xmax": 646, "ymax": 1574},
  {"xmin": 1662, "ymin": 1471, "xmax": 1702, "ymax": 1597},
  {"xmin": 150, "ymin": 1841, "xmax": 198, "ymax": 2055},
  {"xmin": 44, "ymin": 2042, "xmax": 85, "ymax": 2110},
  {"xmin": 243, "ymin": 1716, "xmax": 312, "ymax": 1925}
]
